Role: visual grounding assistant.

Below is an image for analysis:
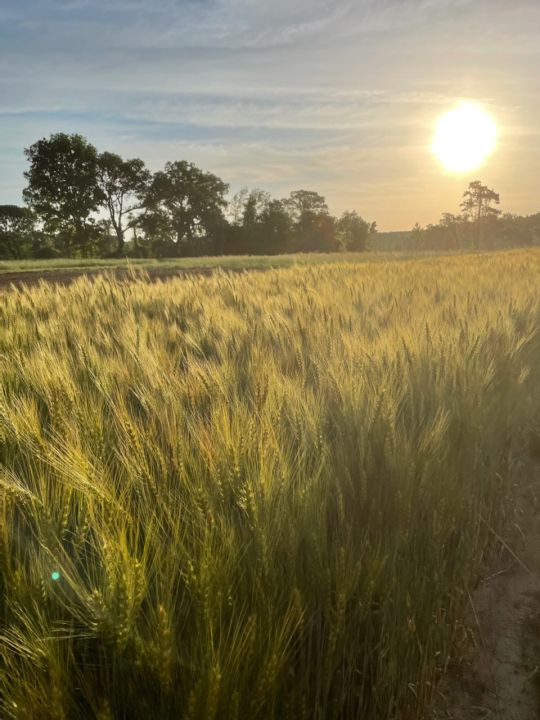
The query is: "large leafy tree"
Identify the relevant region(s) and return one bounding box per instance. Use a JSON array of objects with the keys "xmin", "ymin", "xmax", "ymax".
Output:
[
  {"xmin": 143, "ymin": 161, "xmax": 229, "ymax": 256},
  {"xmin": 23, "ymin": 133, "xmax": 104, "ymax": 255},
  {"xmin": 97, "ymin": 152, "xmax": 151, "ymax": 256},
  {"xmin": 0, "ymin": 205, "xmax": 36, "ymax": 258}
]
